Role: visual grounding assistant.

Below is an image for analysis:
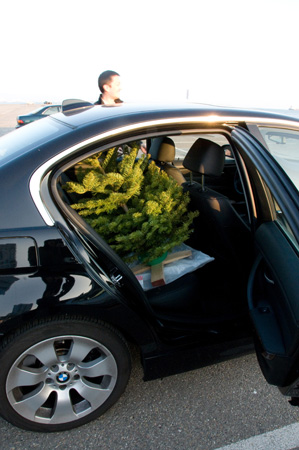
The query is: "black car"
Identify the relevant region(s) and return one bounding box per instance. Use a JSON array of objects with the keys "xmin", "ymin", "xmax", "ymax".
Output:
[
  {"xmin": 0, "ymin": 100, "xmax": 298, "ymax": 432},
  {"xmin": 16, "ymin": 104, "xmax": 61, "ymax": 127}
]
